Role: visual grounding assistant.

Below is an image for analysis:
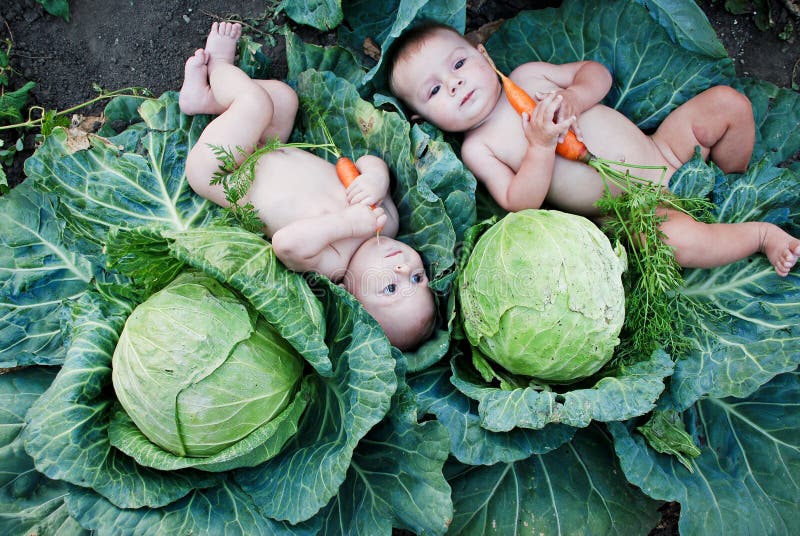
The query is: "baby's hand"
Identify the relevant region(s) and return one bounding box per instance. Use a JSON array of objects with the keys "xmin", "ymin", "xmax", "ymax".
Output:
[
  {"xmin": 522, "ymin": 93, "xmax": 575, "ymax": 149},
  {"xmin": 536, "ymin": 89, "xmax": 584, "ymax": 142},
  {"xmin": 346, "ymin": 170, "xmax": 388, "ymax": 207},
  {"xmin": 344, "ymin": 204, "xmax": 387, "ymax": 237}
]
